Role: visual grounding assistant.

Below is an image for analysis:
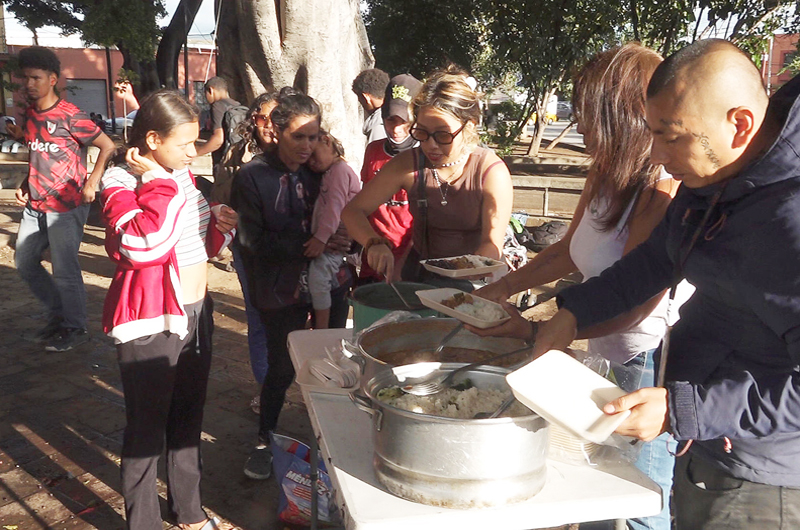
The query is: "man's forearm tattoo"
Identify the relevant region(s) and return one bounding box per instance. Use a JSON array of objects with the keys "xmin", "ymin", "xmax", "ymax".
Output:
[{"xmin": 692, "ymin": 132, "xmax": 721, "ymax": 168}]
